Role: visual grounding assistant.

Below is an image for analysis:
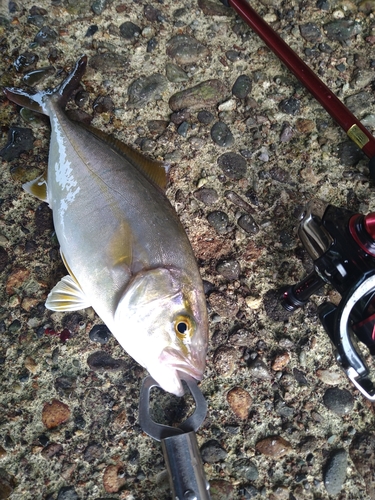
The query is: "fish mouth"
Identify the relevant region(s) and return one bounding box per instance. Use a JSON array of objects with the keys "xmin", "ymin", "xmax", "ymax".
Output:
[{"xmin": 158, "ymin": 346, "xmax": 205, "ymax": 381}]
